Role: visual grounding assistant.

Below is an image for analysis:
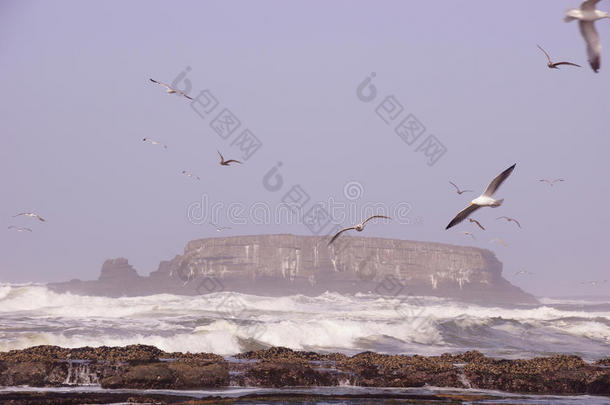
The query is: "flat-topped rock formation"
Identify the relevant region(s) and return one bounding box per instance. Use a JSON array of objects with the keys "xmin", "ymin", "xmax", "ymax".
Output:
[{"xmin": 48, "ymin": 234, "xmax": 536, "ymax": 304}]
